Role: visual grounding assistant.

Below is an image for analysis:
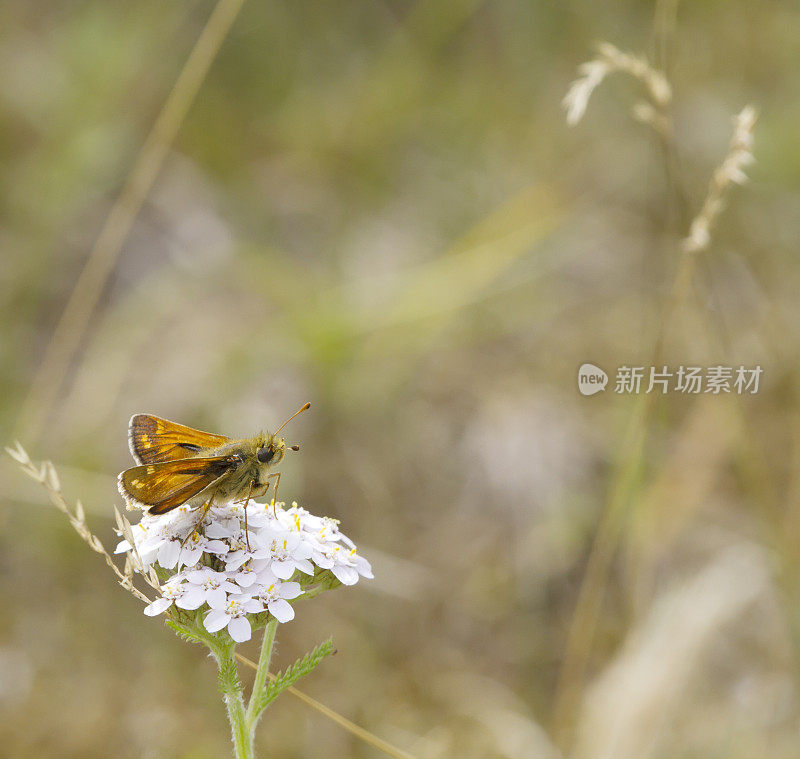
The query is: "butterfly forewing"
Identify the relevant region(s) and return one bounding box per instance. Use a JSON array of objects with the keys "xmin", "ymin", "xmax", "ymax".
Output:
[
  {"xmin": 118, "ymin": 456, "xmax": 235, "ymax": 514},
  {"xmin": 129, "ymin": 414, "xmax": 229, "ymax": 465}
]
